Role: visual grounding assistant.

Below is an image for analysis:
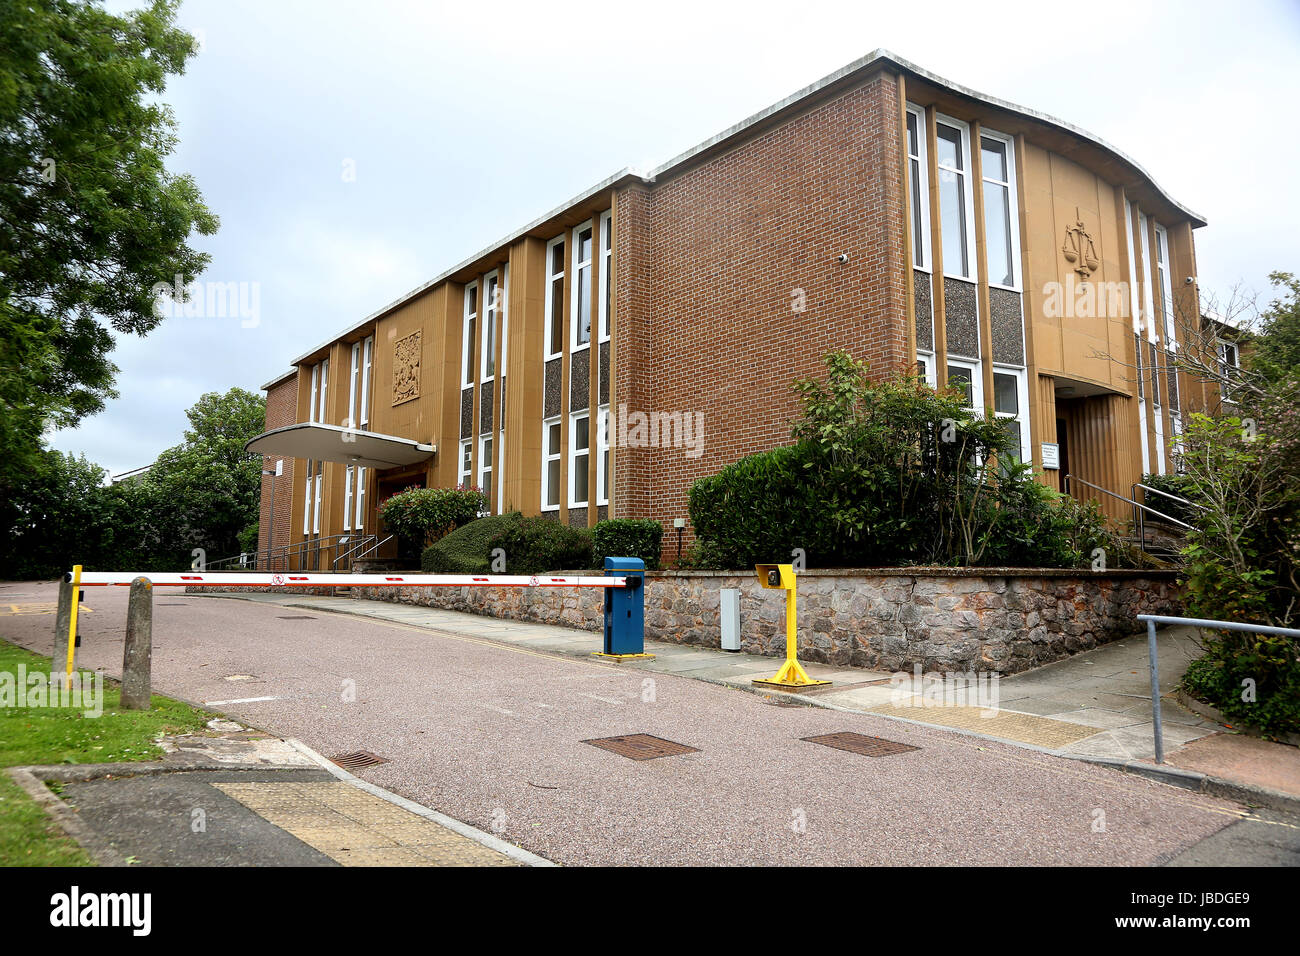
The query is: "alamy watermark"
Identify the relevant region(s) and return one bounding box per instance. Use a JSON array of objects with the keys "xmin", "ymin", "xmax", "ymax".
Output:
[
  {"xmin": 152, "ymin": 274, "xmax": 261, "ymax": 328},
  {"xmin": 1, "ymin": 664, "xmax": 103, "ymax": 717}
]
